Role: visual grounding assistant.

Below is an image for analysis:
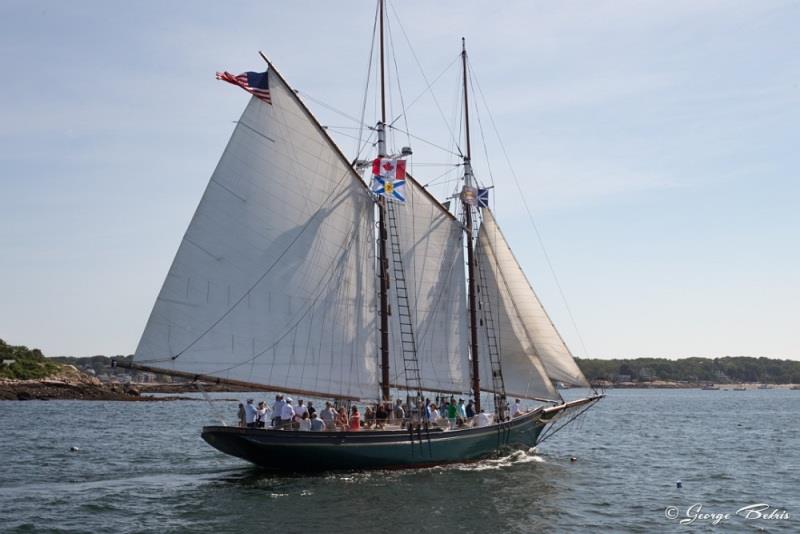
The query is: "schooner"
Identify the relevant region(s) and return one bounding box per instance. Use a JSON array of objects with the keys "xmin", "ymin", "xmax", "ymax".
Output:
[{"xmin": 121, "ymin": 1, "xmax": 602, "ymax": 471}]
